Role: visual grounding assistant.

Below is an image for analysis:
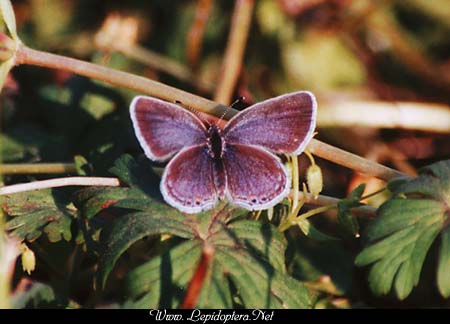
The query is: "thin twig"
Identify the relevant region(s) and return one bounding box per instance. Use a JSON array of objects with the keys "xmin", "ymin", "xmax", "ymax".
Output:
[
  {"xmin": 289, "ymin": 191, "xmax": 376, "ymax": 218},
  {"xmin": 14, "ymin": 44, "xmax": 230, "ymax": 118},
  {"xmin": 213, "ymin": 0, "xmax": 254, "ymax": 105},
  {"xmin": 0, "ymin": 177, "xmax": 120, "ymax": 195},
  {"xmin": 0, "ymin": 163, "xmax": 76, "ymax": 174},
  {"xmin": 307, "ymin": 139, "xmax": 405, "ymax": 181}
]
